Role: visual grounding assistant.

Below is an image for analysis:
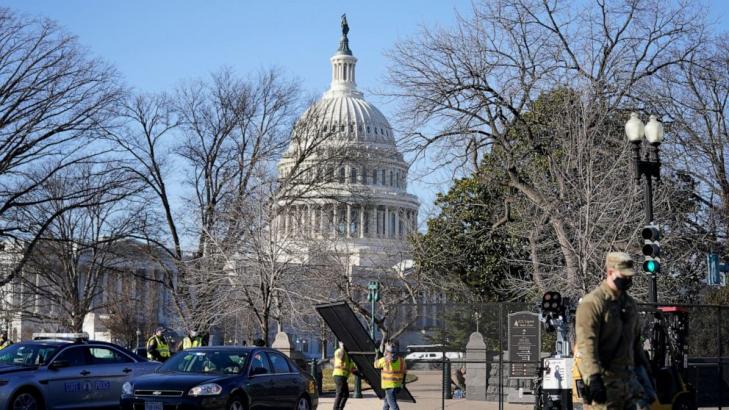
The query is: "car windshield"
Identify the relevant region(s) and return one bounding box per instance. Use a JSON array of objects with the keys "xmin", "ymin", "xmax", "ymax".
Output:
[
  {"xmin": 159, "ymin": 350, "xmax": 248, "ymax": 375},
  {"xmin": 0, "ymin": 343, "xmax": 60, "ymax": 367}
]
